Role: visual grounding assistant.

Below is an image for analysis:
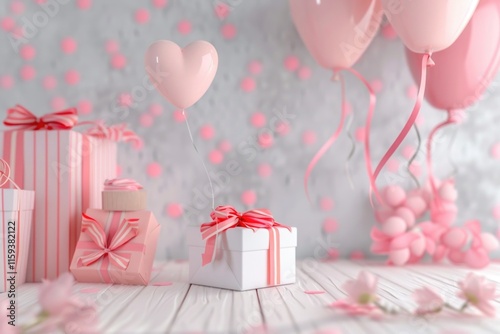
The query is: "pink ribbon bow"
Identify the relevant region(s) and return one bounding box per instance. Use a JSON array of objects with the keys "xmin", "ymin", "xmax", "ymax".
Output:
[
  {"xmin": 4, "ymin": 105, "xmax": 78, "ymax": 130},
  {"xmin": 86, "ymin": 122, "xmax": 142, "ymax": 146},
  {"xmin": 104, "ymin": 178, "xmax": 143, "ymax": 191},
  {"xmin": 201, "ymin": 205, "xmax": 290, "ymax": 285},
  {"xmin": 79, "ymin": 213, "xmax": 140, "ymax": 270}
]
